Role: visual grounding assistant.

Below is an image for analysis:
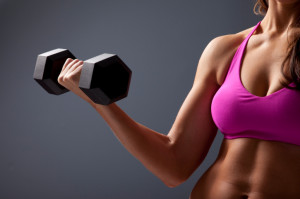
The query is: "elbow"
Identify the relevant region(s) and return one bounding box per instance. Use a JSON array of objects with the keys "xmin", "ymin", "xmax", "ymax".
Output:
[
  {"xmin": 164, "ymin": 180, "xmax": 184, "ymax": 188},
  {"xmin": 163, "ymin": 172, "xmax": 188, "ymax": 188}
]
